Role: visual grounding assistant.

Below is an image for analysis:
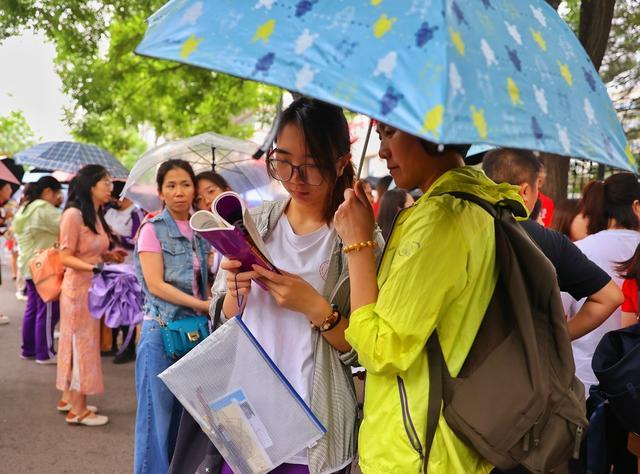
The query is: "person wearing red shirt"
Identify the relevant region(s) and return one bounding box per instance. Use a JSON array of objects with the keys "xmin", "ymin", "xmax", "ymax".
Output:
[
  {"xmin": 537, "ymin": 163, "xmax": 555, "ymax": 227},
  {"xmin": 618, "ymin": 243, "xmax": 640, "ymax": 328}
]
